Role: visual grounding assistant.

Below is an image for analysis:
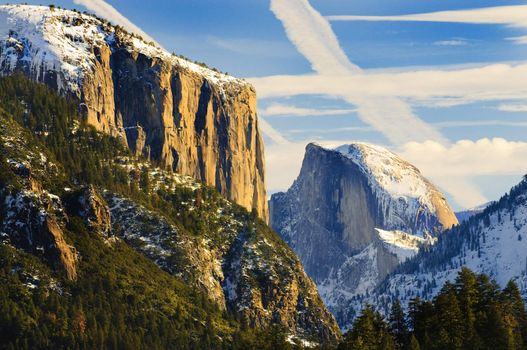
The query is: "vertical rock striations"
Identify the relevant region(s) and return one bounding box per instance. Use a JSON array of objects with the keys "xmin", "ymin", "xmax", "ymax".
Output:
[
  {"xmin": 0, "ymin": 5, "xmax": 267, "ymax": 220},
  {"xmin": 270, "ymin": 143, "xmax": 458, "ymax": 326}
]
